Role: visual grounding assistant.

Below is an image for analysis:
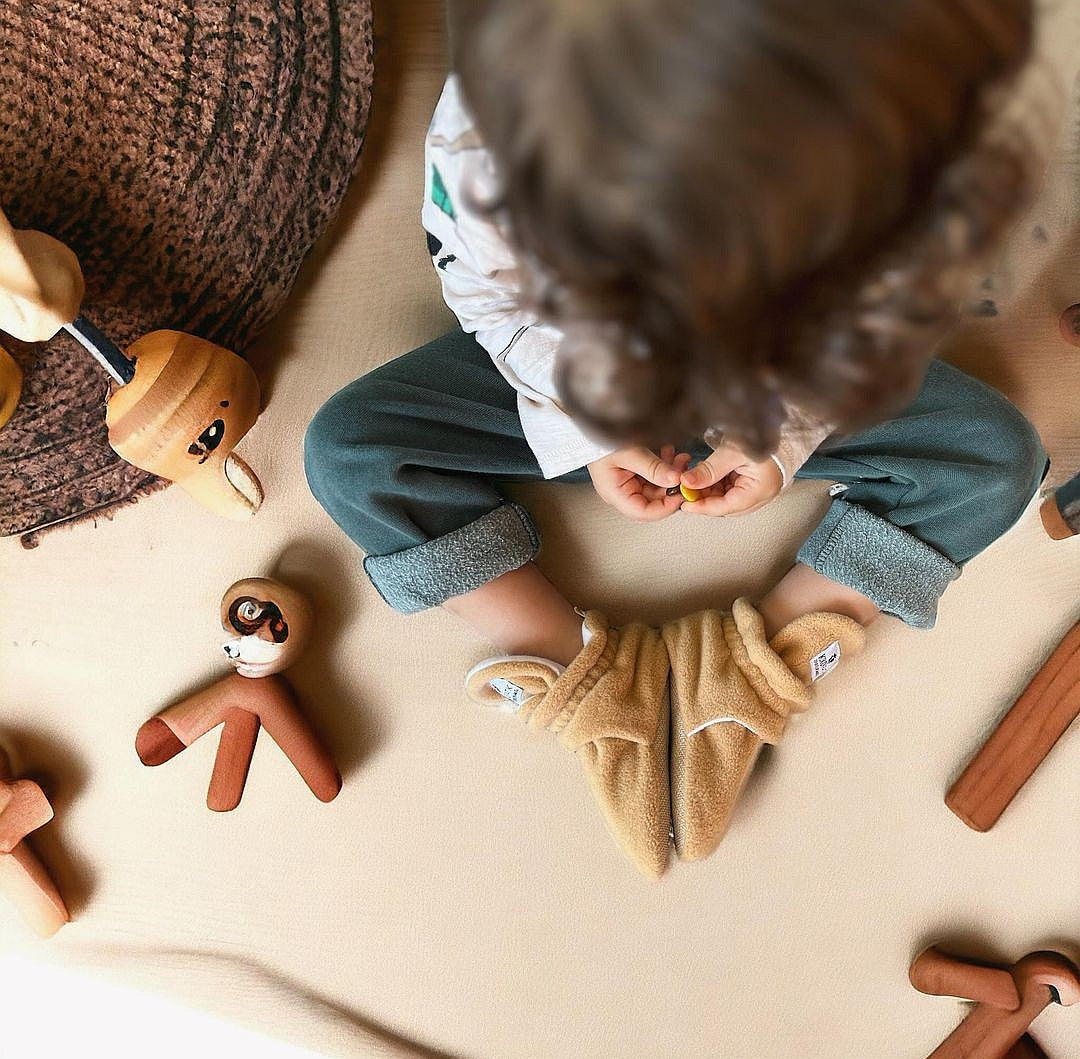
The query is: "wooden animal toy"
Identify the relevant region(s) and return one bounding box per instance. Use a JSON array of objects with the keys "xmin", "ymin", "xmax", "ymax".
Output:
[
  {"xmin": 104, "ymin": 329, "xmax": 263, "ymax": 520},
  {"xmin": 946, "ymin": 619, "xmax": 1080, "ymax": 831},
  {"xmin": 909, "ymin": 946, "xmax": 1080, "ymax": 1058},
  {"xmin": 0, "ymin": 205, "xmax": 263, "ymax": 518},
  {"xmin": 135, "ymin": 577, "xmax": 342, "ymax": 811},
  {"xmin": 0, "ymin": 746, "xmax": 69, "ymax": 937}
]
